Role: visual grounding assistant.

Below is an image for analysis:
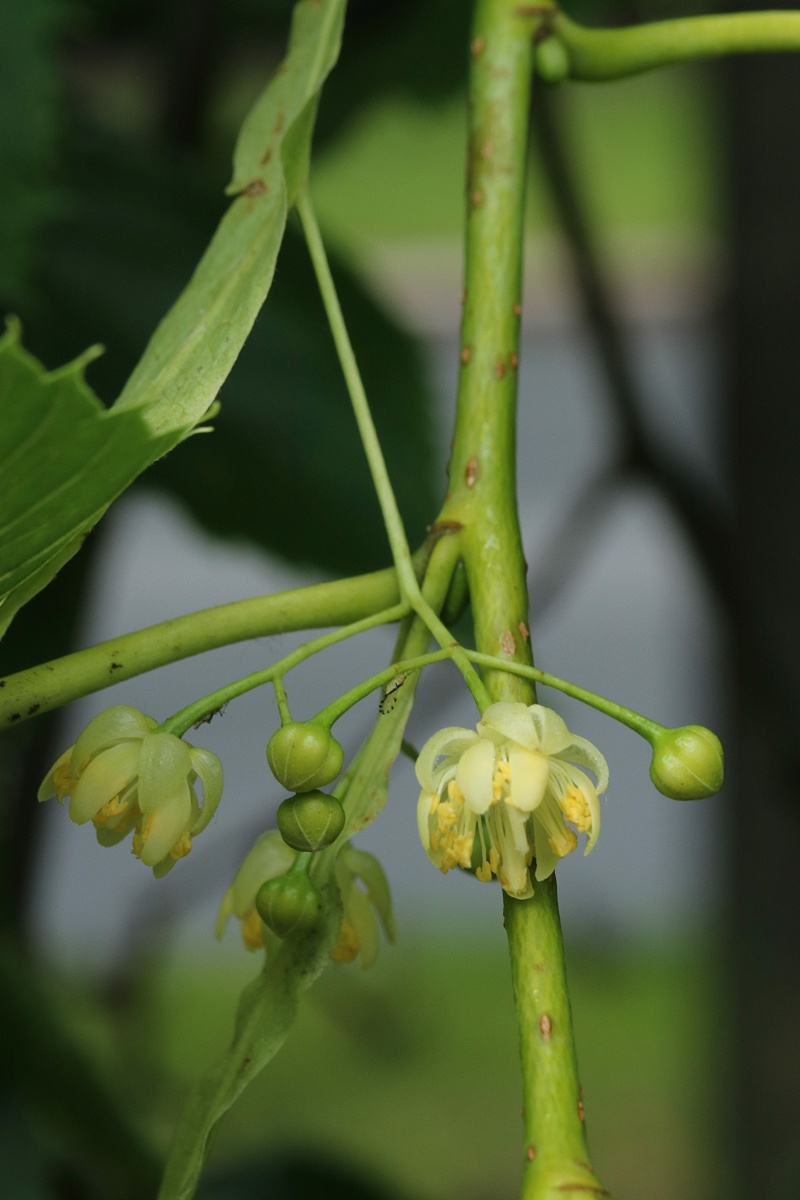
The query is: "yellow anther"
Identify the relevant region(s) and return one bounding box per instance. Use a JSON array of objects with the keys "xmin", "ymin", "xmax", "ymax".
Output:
[
  {"xmin": 549, "ymin": 828, "xmax": 578, "ymax": 858},
  {"xmin": 92, "ymin": 794, "xmax": 127, "ymax": 828},
  {"xmin": 447, "ymin": 779, "xmax": 465, "ymax": 806},
  {"xmin": 131, "ymin": 832, "xmax": 143, "ymax": 856},
  {"xmin": 170, "ymin": 832, "xmax": 193, "ymax": 860},
  {"xmin": 437, "ymin": 803, "xmax": 458, "ymax": 832},
  {"xmin": 488, "ymin": 847, "xmax": 500, "ymax": 872},
  {"xmin": 240, "ymin": 907, "xmax": 266, "ymax": 951},
  {"xmin": 476, "ymin": 862, "xmax": 492, "ymax": 882},
  {"xmin": 429, "ymin": 793, "xmax": 440, "ymax": 813},
  {"xmin": 331, "ymin": 918, "xmax": 359, "ymax": 963},
  {"xmin": 54, "ymin": 761, "xmax": 76, "ymax": 798},
  {"xmin": 560, "ymin": 785, "xmax": 592, "ymax": 833}
]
